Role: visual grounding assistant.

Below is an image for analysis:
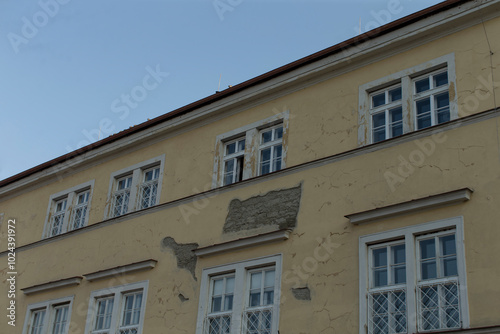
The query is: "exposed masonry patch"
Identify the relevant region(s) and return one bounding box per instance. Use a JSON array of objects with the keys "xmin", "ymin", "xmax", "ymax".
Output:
[
  {"xmin": 161, "ymin": 237, "xmax": 198, "ymax": 281},
  {"xmin": 291, "ymin": 287, "xmax": 311, "ymax": 301},
  {"xmin": 223, "ymin": 185, "xmax": 302, "ymax": 233}
]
